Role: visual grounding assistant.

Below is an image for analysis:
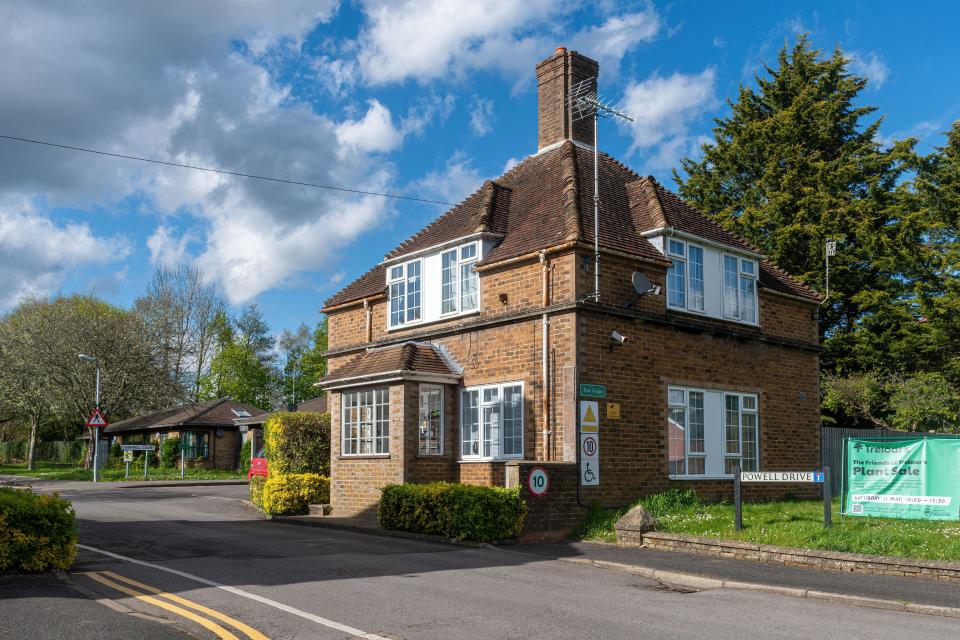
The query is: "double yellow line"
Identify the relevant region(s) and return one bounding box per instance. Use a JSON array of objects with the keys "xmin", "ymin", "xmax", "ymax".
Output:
[{"xmin": 83, "ymin": 570, "xmax": 269, "ymax": 640}]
